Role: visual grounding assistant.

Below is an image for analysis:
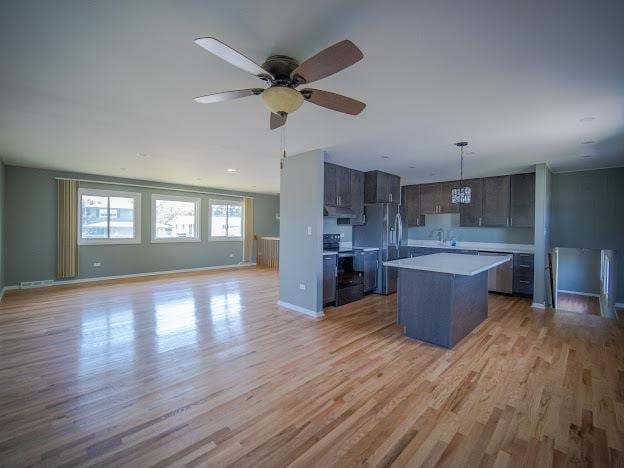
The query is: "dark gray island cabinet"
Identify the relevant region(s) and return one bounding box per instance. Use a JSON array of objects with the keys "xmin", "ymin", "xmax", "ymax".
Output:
[{"xmin": 384, "ymin": 253, "xmax": 510, "ymax": 348}]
